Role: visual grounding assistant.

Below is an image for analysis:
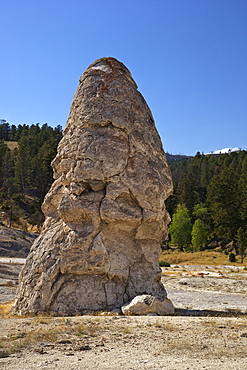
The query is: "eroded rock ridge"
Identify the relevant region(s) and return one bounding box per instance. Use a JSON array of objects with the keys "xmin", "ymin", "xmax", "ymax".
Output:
[{"xmin": 13, "ymin": 57, "xmax": 173, "ymax": 315}]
